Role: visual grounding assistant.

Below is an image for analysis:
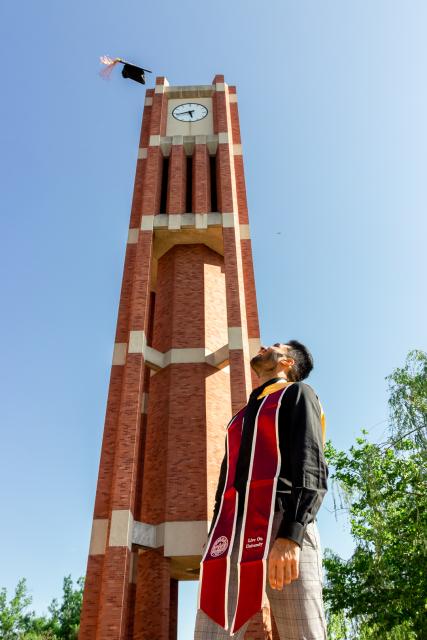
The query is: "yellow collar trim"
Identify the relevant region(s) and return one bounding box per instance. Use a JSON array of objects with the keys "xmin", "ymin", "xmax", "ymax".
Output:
[{"xmin": 256, "ymin": 380, "xmax": 293, "ymax": 399}]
